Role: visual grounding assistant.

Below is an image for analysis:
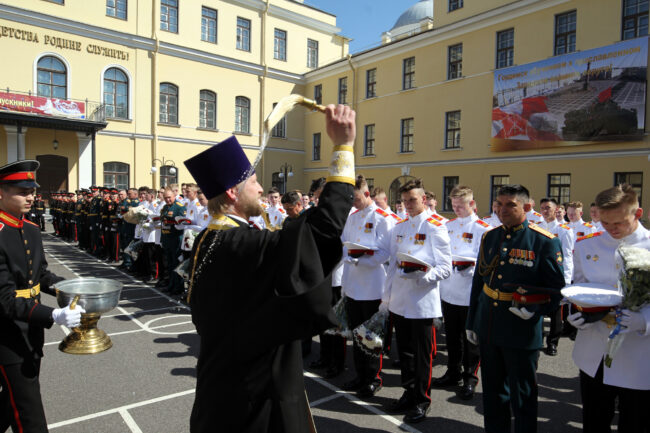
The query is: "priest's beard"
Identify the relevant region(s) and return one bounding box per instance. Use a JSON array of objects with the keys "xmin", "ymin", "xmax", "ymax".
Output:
[{"xmin": 237, "ymin": 193, "xmax": 263, "ymax": 219}]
